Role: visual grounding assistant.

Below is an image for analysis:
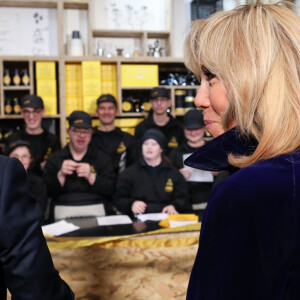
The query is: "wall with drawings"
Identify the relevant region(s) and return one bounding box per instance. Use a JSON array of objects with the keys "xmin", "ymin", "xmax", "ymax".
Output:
[{"xmin": 0, "ymin": 7, "xmax": 57, "ymax": 56}]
